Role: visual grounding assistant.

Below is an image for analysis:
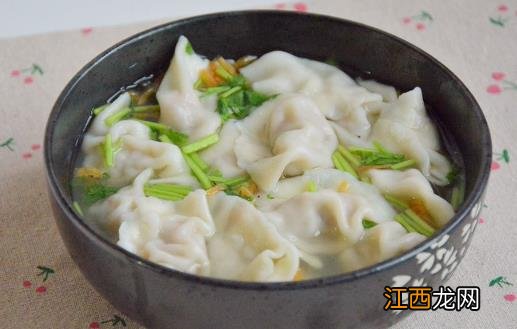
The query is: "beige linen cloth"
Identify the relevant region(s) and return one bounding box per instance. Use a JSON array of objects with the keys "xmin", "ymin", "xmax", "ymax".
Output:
[{"xmin": 1, "ymin": 0, "xmax": 516, "ymax": 328}]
